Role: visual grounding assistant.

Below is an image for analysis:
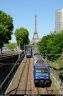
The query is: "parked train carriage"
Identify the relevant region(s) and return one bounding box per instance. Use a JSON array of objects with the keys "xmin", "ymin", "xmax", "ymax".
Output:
[
  {"xmin": 25, "ymin": 48, "xmax": 32, "ymax": 58},
  {"xmin": 33, "ymin": 63, "xmax": 52, "ymax": 87}
]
